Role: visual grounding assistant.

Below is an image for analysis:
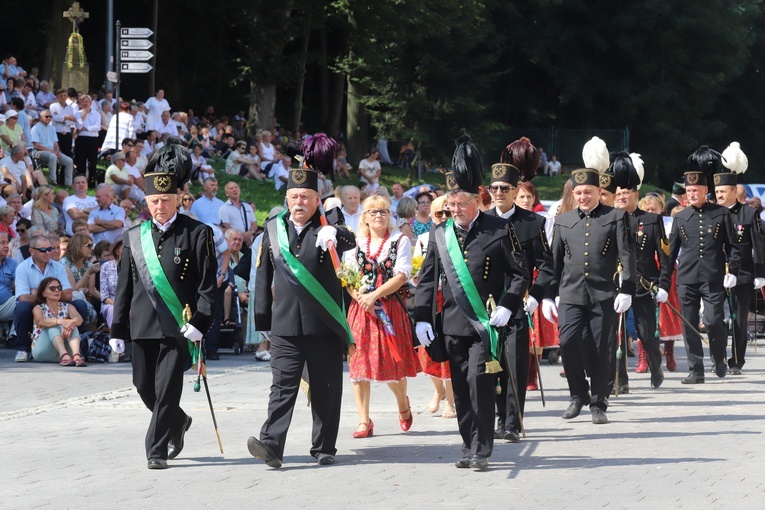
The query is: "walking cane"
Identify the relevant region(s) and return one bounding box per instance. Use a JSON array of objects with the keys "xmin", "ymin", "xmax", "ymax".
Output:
[
  {"xmin": 614, "ymin": 311, "xmax": 624, "ymax": 398},
  {"xmin": 526, "ymin": 306, "xmax": 545, "ymax": 407},
  {"xmin": 487, "ymin": 295, "xmax": 525, "ymax": 438},
  {"xmin": 727, "ymin": 289, "xmax": 738, "ymax": 367},
  {"xmin": 185, "ymin": 305, "xmax": 224, "ymax": 454}
]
